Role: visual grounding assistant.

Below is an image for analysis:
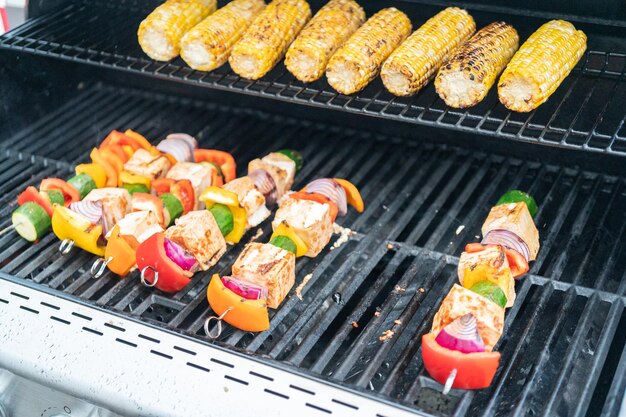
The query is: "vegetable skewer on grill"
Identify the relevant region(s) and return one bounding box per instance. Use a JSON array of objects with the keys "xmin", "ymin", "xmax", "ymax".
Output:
[
  {"xmin": 134, "ymin": 150, "xmax": 304, "ymax": 293},
  {"xmin": 434, "ymin": 21, "xmax": 519, "ymax": 108},
  {"xmin": 285, "ymin": 0, "xmax": 365, "ymax": 83},
  {"xmin": 325, "ymin": 7, "xmax": 412, "ymax": 95},
  {"xmin": 423, "ymin": 190, "xmax": 540, "ymax": 392},
  {"xmin": 229, "ymin": 0, "xmax": 312, "ymax": 80},
  {"xmin": 498, "ymin": 20, "xmax": 587, "ymax": 112},
  {"xmin": 138, "ymin": 0, "xmax": 217, "ymax": 61},
  {"xmin": 381, "ymin": 7, "xmax": 476, "ymax": 97},
  {"xmin": 180, "ymin": 0, "xmax": 266, "ymax": 72},
  {"xmin": 206, "ymin": 177, "xmax": 364, "ymax": 334}
]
